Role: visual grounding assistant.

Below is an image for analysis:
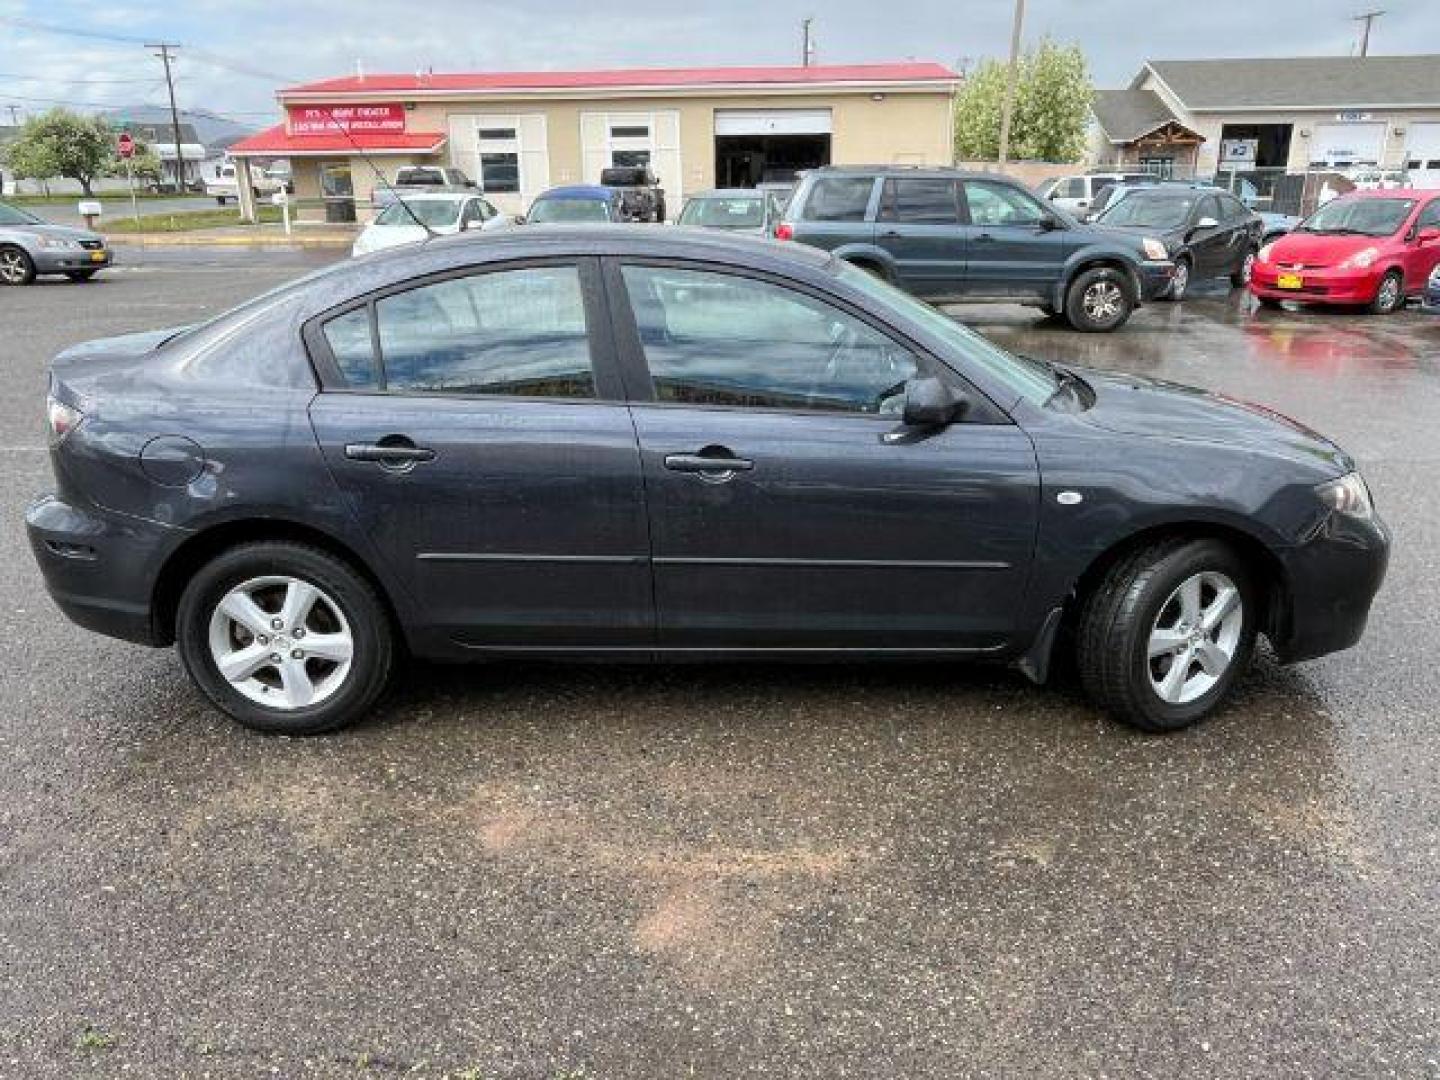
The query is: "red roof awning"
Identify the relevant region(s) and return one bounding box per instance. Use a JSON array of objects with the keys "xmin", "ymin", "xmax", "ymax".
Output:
[
  {"xmin": 279, "ymin": 62, "xmax": 959, "ymax": 97},
  {"xmin": 228, "ymin": 124, "xmax": 446, "ymax": 157}
]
